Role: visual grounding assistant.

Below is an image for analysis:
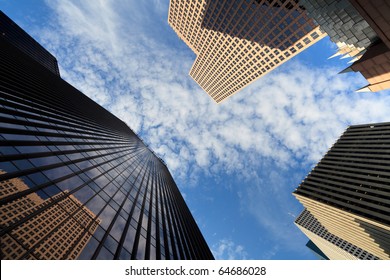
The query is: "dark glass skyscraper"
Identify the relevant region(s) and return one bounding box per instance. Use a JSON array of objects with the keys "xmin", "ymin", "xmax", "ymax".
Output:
[{"xmin": 0, "ymin": 11, "xmax": 214, "ymax": 260}]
